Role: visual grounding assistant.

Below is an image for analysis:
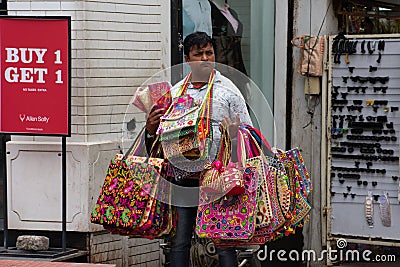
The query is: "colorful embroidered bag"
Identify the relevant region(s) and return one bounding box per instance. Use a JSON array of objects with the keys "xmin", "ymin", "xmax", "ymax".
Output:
[
  {"xmin": 196, "ymin": 125, "xmax": 262, "ymax": 240},
  {"xmin": 213, "ymin": 127, "xmax": 312, "ymax": 247},
  {"xmin": 148, "ymin": 81, "xmax": 172, "ymax": 110},
  {"xmin": 103, "ymin": 172, "xmax": 176, "ymax": 239},
  {"xmin": 200, "ymin": 125, "xmax": 244, "ymax": 196},
  {"xmin": 241, "ymin": 128, "xmax": 312, "ymax": 241},
  {"xmin": 276, "ymin": 148, "xmax": 312, "ymax": 227},
  {"xmin": 213, "ymin": 127, "xmax": 291, "ymax": 247},
  {"xmin": 90, "ymin": 128, "xmax": 175, "ymax": 239},
  {"xmin": 132, "ymin": 82, "xmax": 172, "ymax": 114},
  {"xmin": 195, "ymin": 165, "xmax": 259, "ymax": 240},
  {"xmin": 157, "ymin": 71, "xmax": 215, "ymax": 163},
  {"xmin": 240, "ymin": 128, "xmax": 289, "ymax": 232},
  {"xmin": 209, "ymin": 127, "xmax": 271, "ymax": 247}
]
